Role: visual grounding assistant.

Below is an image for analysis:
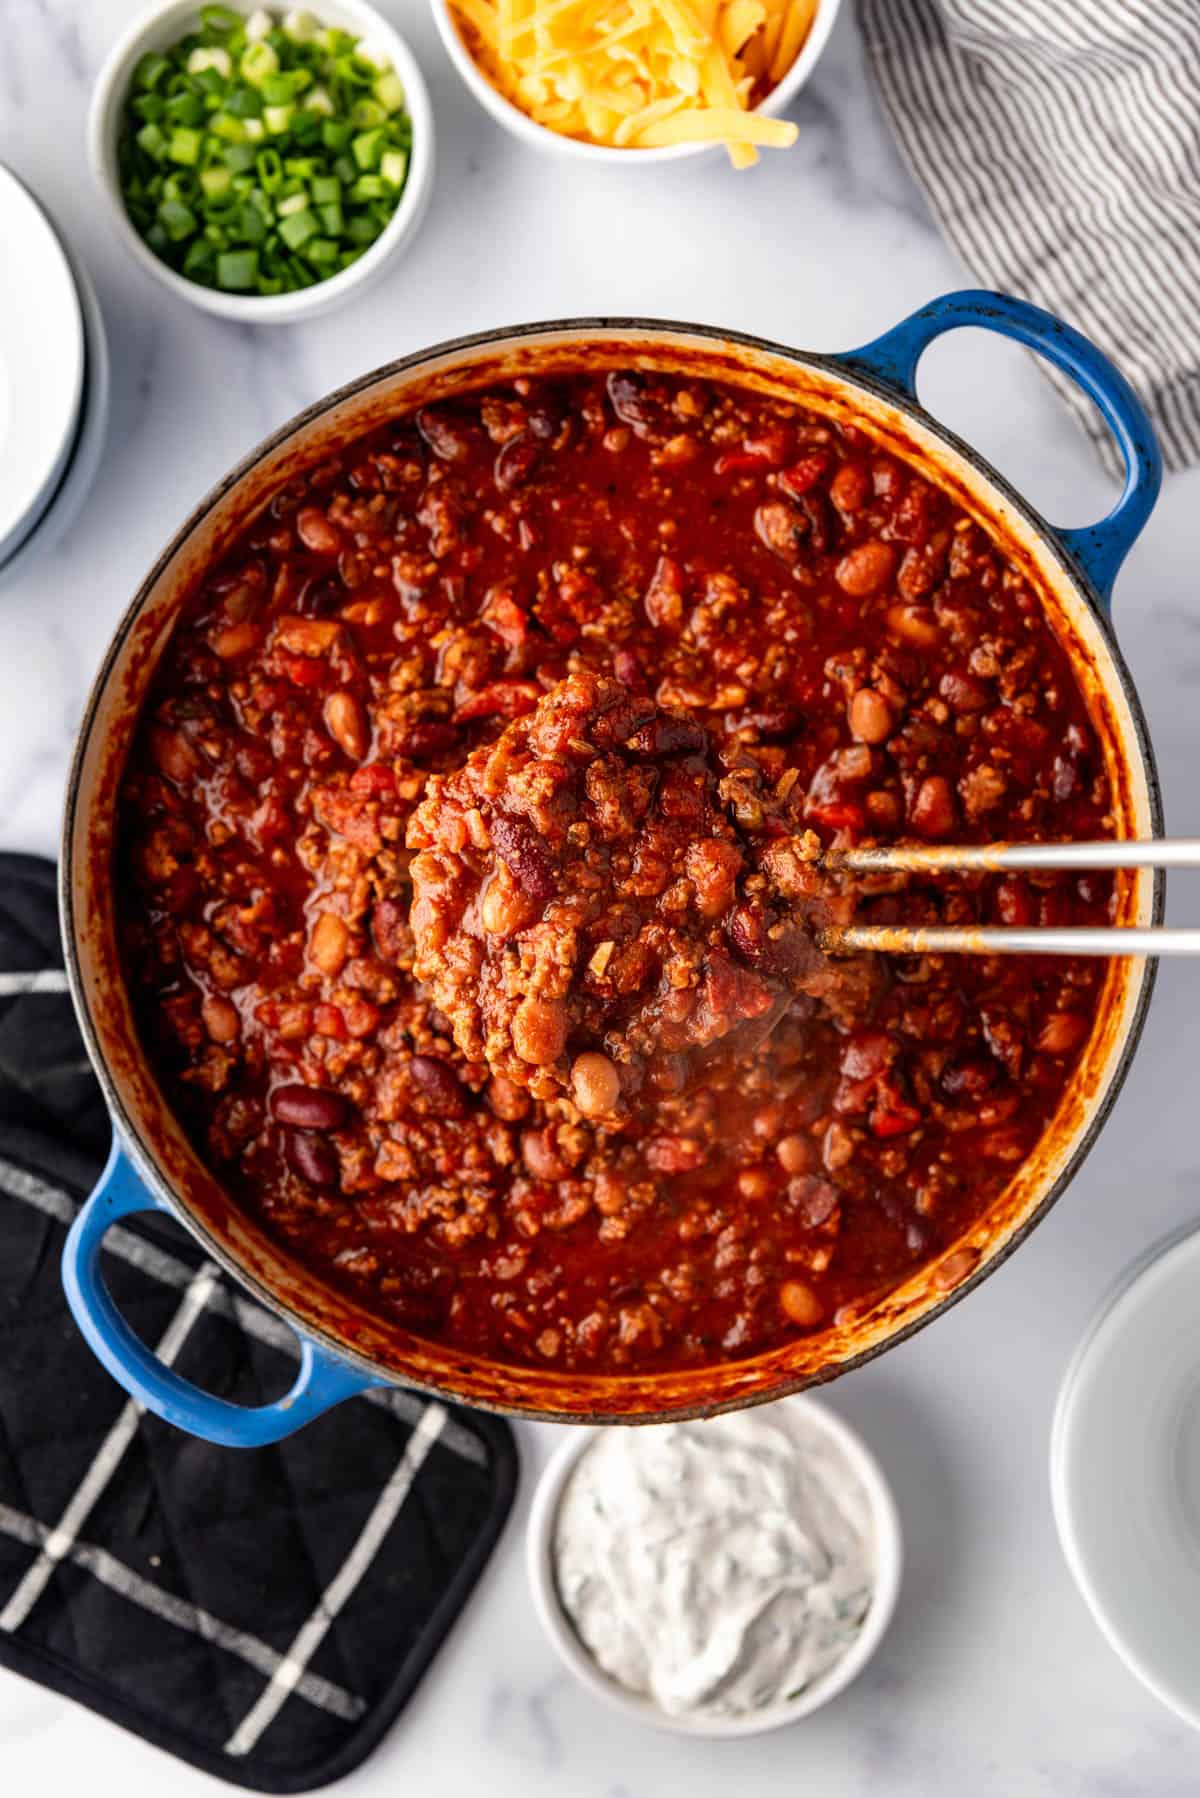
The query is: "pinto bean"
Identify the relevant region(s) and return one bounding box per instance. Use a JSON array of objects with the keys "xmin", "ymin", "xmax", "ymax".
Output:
[
  {"xmin": 849, "ymin": 687, "xmax": 893, "ymax": 744},
  {"xmin": 271, "ymin": 1083, "xmax": 348, "ymax": 1130},
  {"xmin": 202, "ymin": 995, "xmax": 240, "ymax": 1043},
  {"xmin": 835, "ymin": 540, "xmax": 896, "ymax": 597},
  {"xmin": 1036, "ymin": 1012, "xmax": 1088, "ymax": 1056},
  {"xmin": 779, "ymin": 1279, "xmax": 824, "ymax": 1328},
  {"xmin": 512, "ymin": 994, "xmax": 567, "ymax": 1066},
  {"xmin": 571, "ymin": 1052, "xmax": 622, "ymax": 1118},
  {"xmin": 324, "ymin": 690, "xmax": 369, "ymax": 760},
  {"xmin": 310, "ymin": 911, "xmax": 350, "ymax": 977},
  {"xmin": 776, "ymin": 1133, "xmax": 814, "ymax": 1175},
  {"xmin": 830, "ymin": 460, "xmax": 870, "ymax": 511},
  {"xmin": 296, "ymin": 507, "xmax": 343, "ymax": 556}
]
